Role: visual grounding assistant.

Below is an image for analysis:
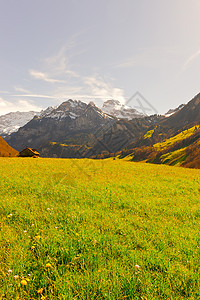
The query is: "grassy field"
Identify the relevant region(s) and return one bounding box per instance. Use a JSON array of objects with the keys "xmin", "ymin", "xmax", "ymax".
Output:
[{"xmin": 0, "ymin": 158, "xmax": 199, "ymax": 299}]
